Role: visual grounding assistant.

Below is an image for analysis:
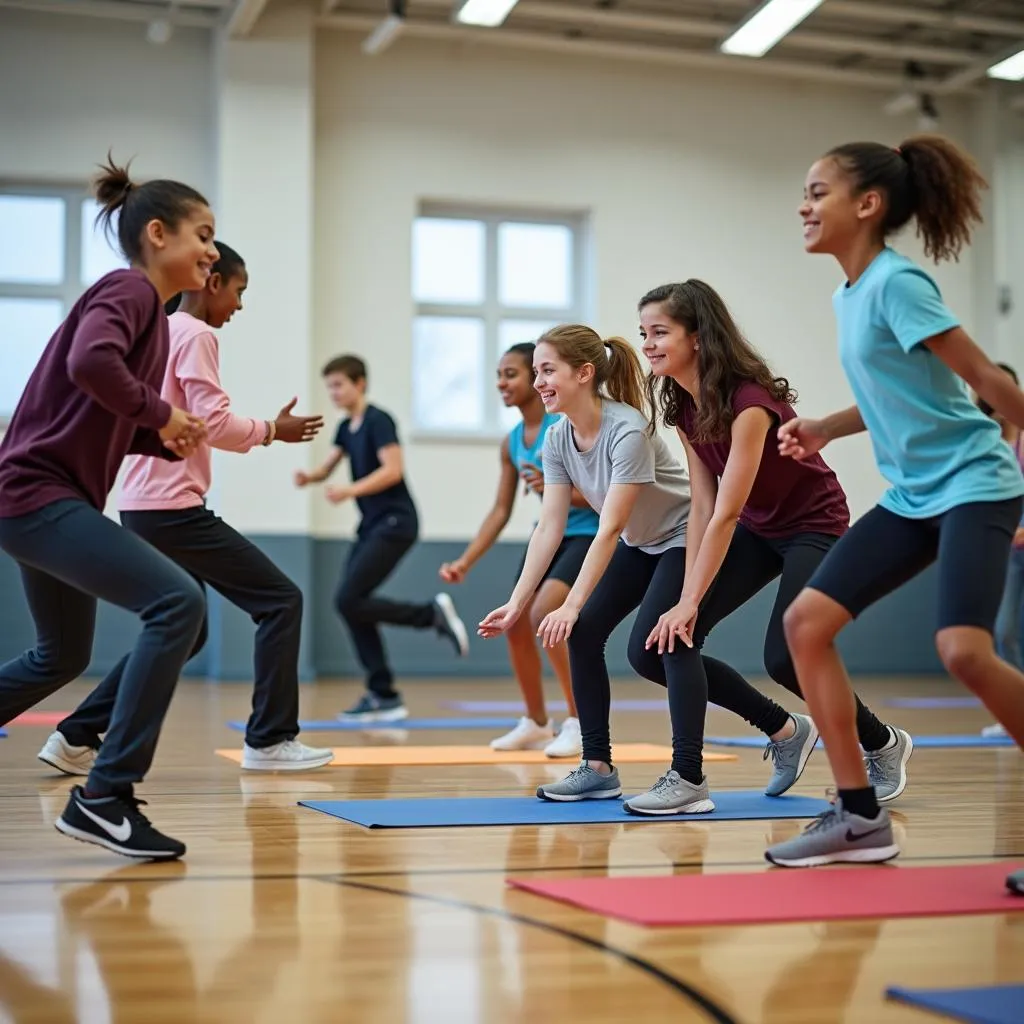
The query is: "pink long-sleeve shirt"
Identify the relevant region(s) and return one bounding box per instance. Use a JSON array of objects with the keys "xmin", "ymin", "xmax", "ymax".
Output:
[{"xmin": 118, "ymin": 311, "xmax": 266, "ymax": 510}]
